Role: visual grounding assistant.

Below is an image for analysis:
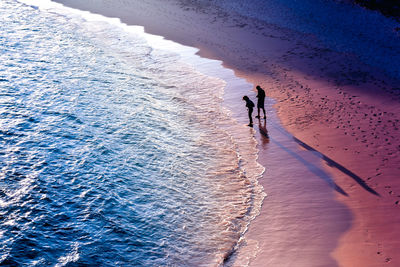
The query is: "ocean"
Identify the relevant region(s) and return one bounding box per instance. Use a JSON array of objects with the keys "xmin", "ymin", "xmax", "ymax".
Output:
[{"xmin": 0, "ymin": 0, "xmax": 264, "ymax": 266}]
